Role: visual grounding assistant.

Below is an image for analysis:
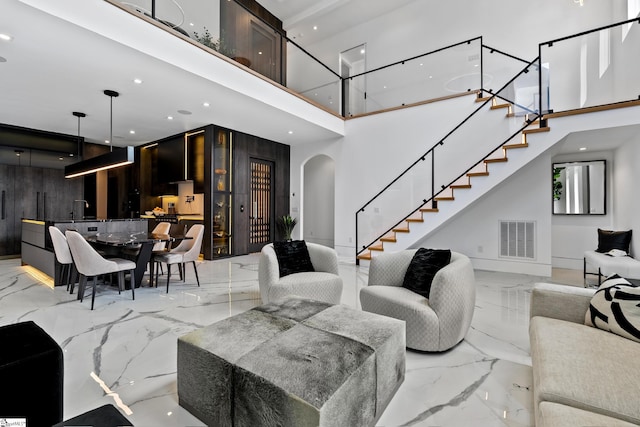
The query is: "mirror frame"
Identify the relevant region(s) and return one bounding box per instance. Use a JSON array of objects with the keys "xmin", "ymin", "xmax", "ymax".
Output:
[{"xmin": 552, "ymin": 159, "xmax": 606, "ymax": 215}]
